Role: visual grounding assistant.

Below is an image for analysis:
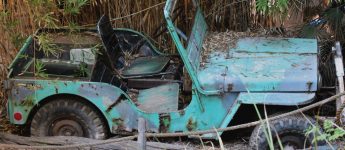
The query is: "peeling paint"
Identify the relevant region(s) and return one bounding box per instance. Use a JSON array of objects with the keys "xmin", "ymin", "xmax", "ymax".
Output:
[
  {"xmin": 20, "ymin": 96, "xmax": 35, "ymax": 106},
  {"xmin": 186, "ymin": 118, "xmax": 197, "ymax": 131},
  {"xmin": 159, "ymin": 113, "xmax": 171, "ymax": 133}
]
